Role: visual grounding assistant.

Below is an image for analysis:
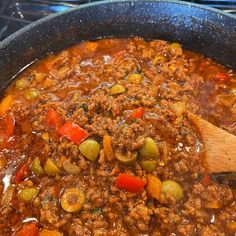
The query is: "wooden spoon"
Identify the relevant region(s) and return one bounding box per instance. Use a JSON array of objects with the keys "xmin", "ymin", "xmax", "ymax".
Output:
[{"xmin": 188, "ymin": 112, "xmax": 236, "ymax": 173}]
